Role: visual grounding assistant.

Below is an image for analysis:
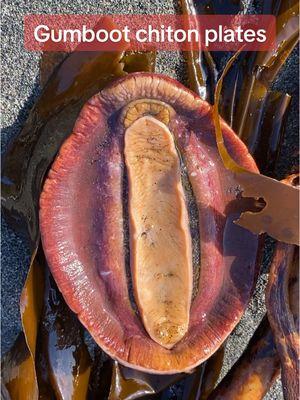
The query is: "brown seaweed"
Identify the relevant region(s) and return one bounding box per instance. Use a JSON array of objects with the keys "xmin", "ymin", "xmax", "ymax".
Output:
[
  {"xmin": 234, "ymin": 172, "xmax": 299, "ymax": 244},
  {"xmin": 108, "ymin": 362, "xmax": 157, "ymax": 400},
  {"xmin": 180, "ymin": 346, "xmax": 225, "ymax": 400},
  {"xmin": 210, "ymin": 0, "xmax": 299, "ymax": 158},
  {"xmin": 266, "ymin": 173, "xmax": 299, "ymax": 400},
  {"xmin": 213, "ymin": 50, "xmax": 299, "ymax": 245},
  {"xmin": 106, "ymin": 346, "xmax": 224, "ymax": 400},
  {"xmin": 207, "ymin": 316, "xmax": 280, "ymax": 400},
  {"xmin": 267, "ymin": 243, "xmax": 299, "ymax": 400},
  {"xmin": 2, "ymin": 333, "xmax": 39, "ymax": 400},
  {"xmin": 87, "ymin": 355, "xmax": 113, "ymax": 399},
  {"xmin": 181, "ymin": 0, "xmax": 297, "ymax": 183},
  {"xmin": 35, "ymin": 256, "xmax": 91, "ymax": 400},
  {"xmin": 229, "ymin": 1, "xmax": 298, "ymax": 150},
  {"xmin": 1, "ymin": 248, "xmax": 92, "ymax": 400},
  {"xmin": 253, "ymin": 91, "xmax": 291, "ymax": 175},
  {"xmin": 2, "ymin": 252, "xmax": 44, "ymax": 400},
  {"xmin": 185, "ymin": 179, "xmax": 298, "ymax": 400},
  {"xmin": 199, "ymin": 346, "xmax": 225, "ymax": 400},
  {"xmin": 108, "ymin": 364, "xmax": 184, "ymax": 400},
  {"xmin": 39, "ymin": 52, "xmax": 67, "ymax": 88},
  {"xmin": 179, "ymin": 0, "xmax": 218, "ymax": 101}
]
